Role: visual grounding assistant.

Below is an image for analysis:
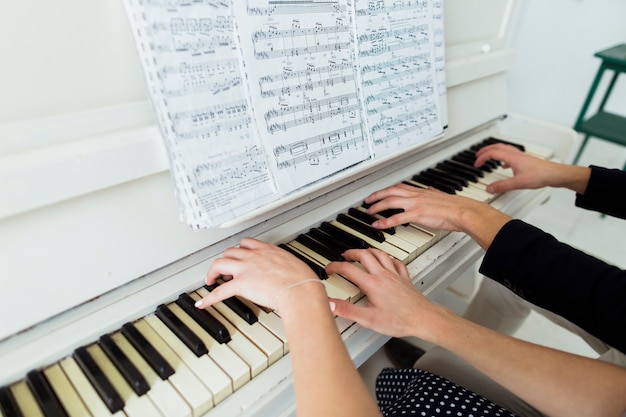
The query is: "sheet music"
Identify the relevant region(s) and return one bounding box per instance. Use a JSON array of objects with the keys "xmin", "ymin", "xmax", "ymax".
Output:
[
  {"xmin": 123, "ymin": 0, "xmax": 446, "ymax": 228},
  {"xmin": 234, "ymin": 0, "xmax": 370, "ymax": 193},
  {"xmin": 123, "ymin": 0, "xmax": 278, "ymax": 228},
  {"xmin": 354, "ymin": 0, "xmax": 444, "ymax": 157}
]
